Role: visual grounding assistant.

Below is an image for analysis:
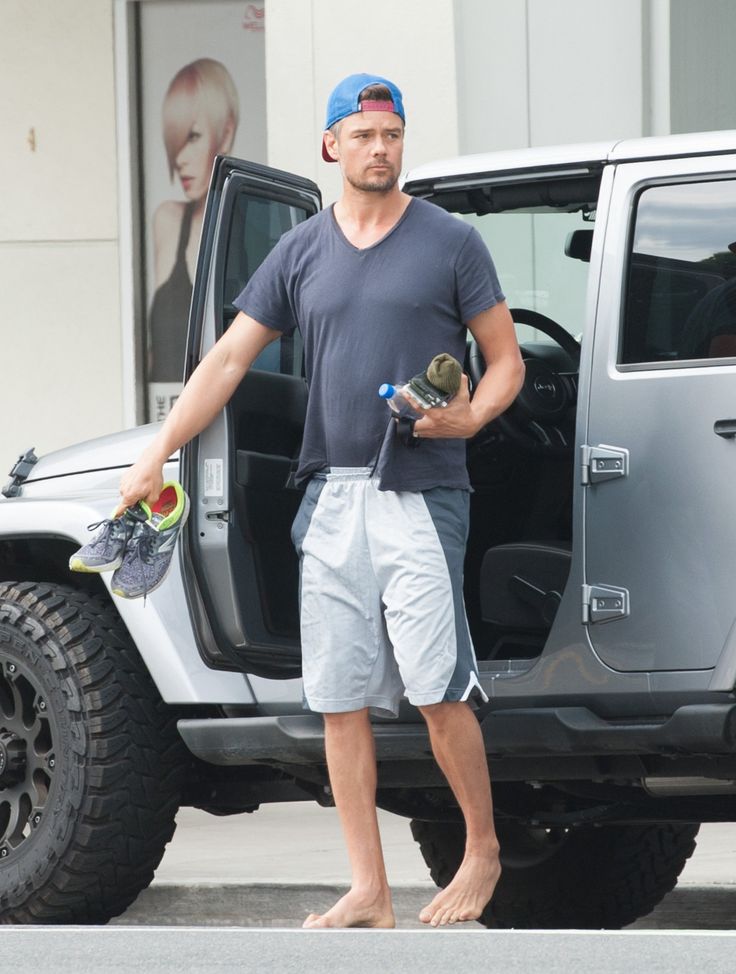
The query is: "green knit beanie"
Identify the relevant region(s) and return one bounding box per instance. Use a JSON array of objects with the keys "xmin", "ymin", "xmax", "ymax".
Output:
[
  {"xmin": 407, "ymin": 353, "xmax": 463, "ymax": 406},
  {"xmin": 425, "ymin": 352, "xmax": 462, "ymax": 395}
]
